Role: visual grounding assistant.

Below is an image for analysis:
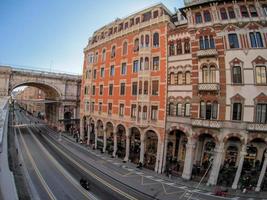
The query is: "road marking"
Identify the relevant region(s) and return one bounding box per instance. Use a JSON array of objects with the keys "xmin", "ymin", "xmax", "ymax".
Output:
[
  {"xmin": 161, "ymin": 183, "xmax": 184, "ymax": 195},
  {"xmin": 41, "ymin": 133, "xmax": 138, "ymax": 200},
  {"xmin": 165, "ymin": 182, "xmax": 175, "ymax": 186},
  {"xmin": 18, "ymin": 128, "xmax": 57, "ymax": 200},
  {"xmin": 26, "ymin": 127, "xmax": 95, "ymax": 200},
  {"xmin": 135, "ymin": 172, "xmax": 144, "ymax": 175}
]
